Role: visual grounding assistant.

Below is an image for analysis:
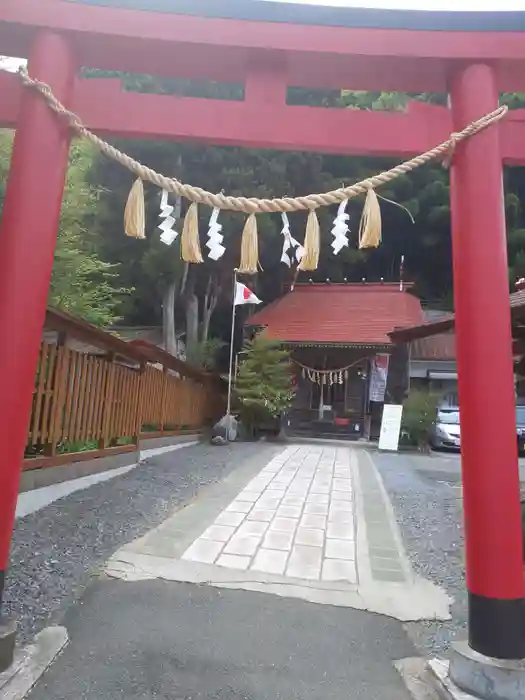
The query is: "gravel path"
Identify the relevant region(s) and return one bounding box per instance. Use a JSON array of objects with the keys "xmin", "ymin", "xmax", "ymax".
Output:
[
  {"xmin": 5, "ymin": 442, "xmax": 282, "ymax": 644},
  {"xmin": 372, "ymin": 451, "xmax": 466, "ymax": 658}
]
